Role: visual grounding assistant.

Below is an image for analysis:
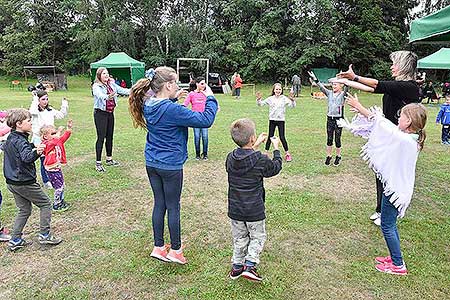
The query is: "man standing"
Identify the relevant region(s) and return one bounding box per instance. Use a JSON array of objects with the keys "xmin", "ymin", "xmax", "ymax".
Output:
[{"xmin": 292, "ymin": 74, "xmax": 301, "ymax": 97}]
